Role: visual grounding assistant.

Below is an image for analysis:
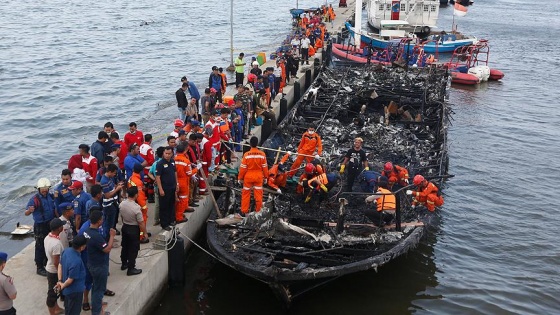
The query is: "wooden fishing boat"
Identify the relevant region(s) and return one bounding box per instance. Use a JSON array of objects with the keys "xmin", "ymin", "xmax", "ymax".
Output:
[
  {"xmin": 206, "ymin": 65, "xmax": 451, "ymax": 306},
  {"xmin": 331, "ymin": 43, "xmax": 392, "ymax": 64}
]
